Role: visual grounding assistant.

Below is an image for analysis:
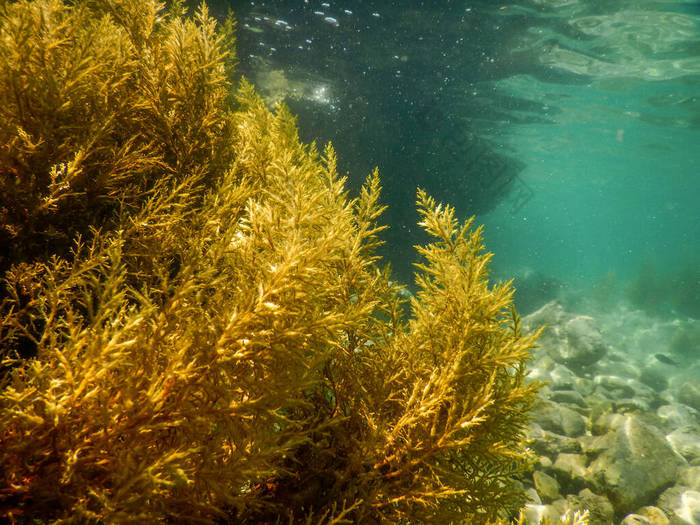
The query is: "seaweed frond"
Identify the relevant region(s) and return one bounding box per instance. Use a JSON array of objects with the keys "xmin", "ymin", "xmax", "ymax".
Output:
[{"xmin": 0, "ymin": 1, "xmax": 541, "ymax": 523}]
